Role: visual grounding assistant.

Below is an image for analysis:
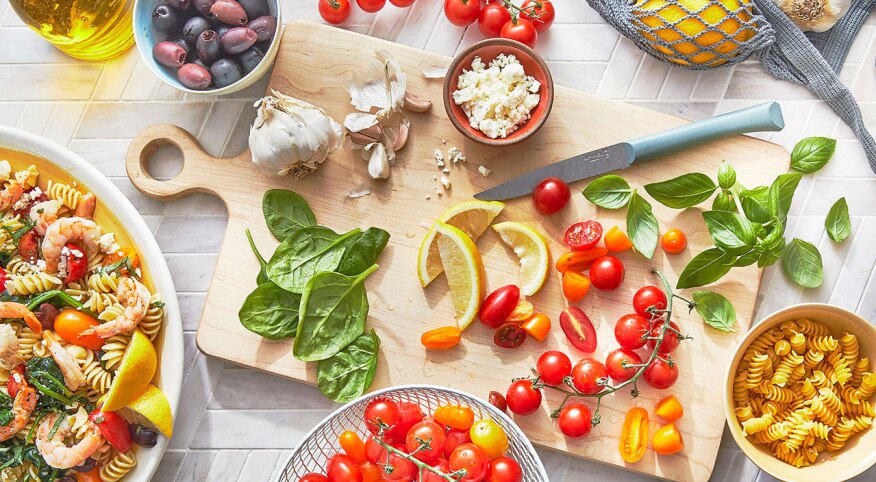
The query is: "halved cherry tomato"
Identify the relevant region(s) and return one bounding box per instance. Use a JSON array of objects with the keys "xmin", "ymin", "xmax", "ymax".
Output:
[
  {"xmin": 558, "ymin": 403, "xmax": 592, "ymax": 438},
  {"xmin": 653, "ymin": 423, "xmax": 684, "ymax": 455},
  {"xmin": 364, "ymin": 398, "xmax": 401, "ymax": 435},
  {"xmin": 505, "ymin": 380, "xmax": 541, "ymax": 415},
  {"xmin": 89, "ymin": 410, "xmax": 132, "ymax": 453},
  {"xmin": 444, "ymin": 428, "xmax": 472, "ymax": 457},
  {"xmin": 605, "ymin": 348, "xmax": 642, "ymax": 383},
  {"xmin": 554, "ymin": 248, "xmax": 608, "ymax": 273},
  {"xmin": 54, "ymin": 309, "xmax": 102, "ymax": 350},
  {"xmin": 559, "ymin": 306, "xmax": 597, "ymax": 353},
  {"xmin": 603, "ymin": 226, "xmax": 633, "ymax": 252},
  {"xmin": 562, "ymin": 271, "xmax": 590, "ymax": 302},
  {"xmin": 479, "ymin": 285, "xmax": 520, "ymax": 328},
  {"xmin": 421, "ymin": 326, "xmax": 462, "ymax": 350},
  {"xmin": 17, "ymin": 230, "xmax": 40, "ymax": 262},
  {"xmin": 494, "ymin": 323, "xmax": 526, "ymax": 349},
  {"xmin": 469, "ymin": 419, "xmax": 508, "ymax": 459},
  {"xmin": 619, "ymin": 407, "xmax": 648, "ymax": 463},
  {"xmin": 486, "ymin": 456, "xmax": 523, "ymax": 482},
  {"xmin": 407, "ymin": 421, "xmax": 446, "ymax": 461},
  {"xmin": 506, "ymin": 300, "xmax": 534, "ymax": 323},
  {"xmin": 434, "ymin": 405, "xmax": 475, "ymax": 430},
  {"xmin": 563, "ymin": 221, "xmax": 603, "ymax": 251},
  {"xmin": 449, "ymin": 443, "xmax": 490, "ymax": 482},
  {"xmin": 571, "ymin": 358, "xmax": 607, "ymax": 394},
  {"xmin": 6, "ymin": 364, "xmax": 25, "ymax": 398},
  {"xmin": 537, "ymin": 350, "xmax": 572, "ymax": 386},
  {"xmin": 661, "ymin": 228, "xmax": 687, "ymax": 255},
  {"xmin": 655, "ymin": 395, "xmax": 684, "ymax": 422},
  {"xmin": 532, "ymin": 177, "xmax": 569, "ymax": 215},
  {"xmin": 0, "ymin": 266, "xmax": 7, "ymax": 292},
  {"xmin": 76, "ymin": 468, "xmax": 102, "ymax": 482},
  {"xmin": 386, "ymin": 402, "xmax": 423, "ymax": 442},
  {"xmin": 358, "ymin": 462, "xmax": 381, "ymax": 482},
  {"xmin": 62, "ymin": 243, "xmax": 88, "ymax": 283},
  {"xmin": 521, "ymin": 313, "xmax": 550, "ymax": 342},
  {"xmin": 339, "ymin": 431, "xmax": 366, "ymax": 464},
  {"xmin": 644, "ymin": 358, "xmax": 679, "ymax": 389},
  {"xmin": 327, "ymin": 453, "xmax": 363, "ymax": 482}
]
